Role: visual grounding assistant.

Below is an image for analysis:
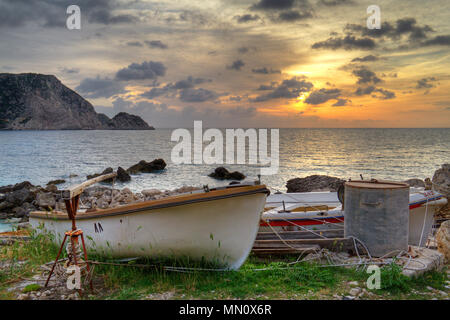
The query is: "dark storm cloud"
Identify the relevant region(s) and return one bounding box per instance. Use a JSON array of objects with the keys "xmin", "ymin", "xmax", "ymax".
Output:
[
  {"xmin": 345, "ymin": 18, "xmax": 434, "ymax": 41},
  {"xmin": 312, "ymin": 35, "xmax": 376, "ymax": 50},
  {"xmin": 423, "ymin": 35, "xmax": 450, "ymax": 46},
  {"xmin": 234, "ymin": 14, "xmax": 261, "ymax": 23},
  {"xmin": 179, "ymin": 88, "xmax": 219, "ymax": 102},
  {"xmin": 0, "ymin": 0, "xmax": 139, "ymax": 28},
  {"xmin": 252, "ymin": 67, "xmax": 281, "ymax": 74},
  {"xmin": 318, "ymin": 0, "xmax": 353, "ymax": 6},
  {"xmin": 277, "ymin": 10, "xmax": 312, "ymax": 22},
  {"xmin": 304, "ymin": 88, "xmax": 341, "ymax": 105},
  {"xmin": 355, "ymin": 86, "xmax": 375, "ymax": 96},
  {"xmin": 351, "ymin": 55, "xmax": 380, "ymax": 63},
  {"xmin": 145, "ymin": 40, "xmax": 169, "ymax": 49},
  {"xmin": 227, "ymin": 60, "xmax": 245, "ymax": 71},
  {"xmin": 250, "ymin": 0, "xmax": 296, "ymax": 11},
  {"xmin": 76, "ymin": 76, "xmax": 126, "ymax": 99},
  {"xmin": 115, "ymin": 61, "xmax": 166, "ymax": 81},
  {"xmin": 416, "ymin": 77, "xmax": 437, "ymax": 89},
  {"xmin": 251, "ymin": 77, "xmax": 313, "ymax": 102},
  {"xmin": 352, "ymin": 67, "xmax": 382, "ymax": 85}
]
